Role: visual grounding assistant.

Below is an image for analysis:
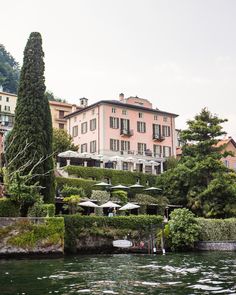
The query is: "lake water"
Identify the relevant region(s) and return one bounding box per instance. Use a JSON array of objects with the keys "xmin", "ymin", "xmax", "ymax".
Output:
[{"xmin": 0, "ymin": 252, "xmax": 236, "ymax": 294}]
